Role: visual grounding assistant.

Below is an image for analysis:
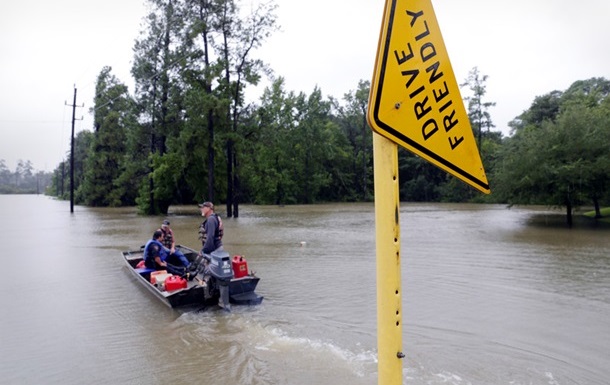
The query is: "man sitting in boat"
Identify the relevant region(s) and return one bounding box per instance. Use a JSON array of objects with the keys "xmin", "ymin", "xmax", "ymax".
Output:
[
  {"xmin": 160, "ymin": 220, "xmax": 192, "ymax": 270},
  {"xmin": 143, "ymin": 229, "xmax": 190, "ymax": 277}
]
